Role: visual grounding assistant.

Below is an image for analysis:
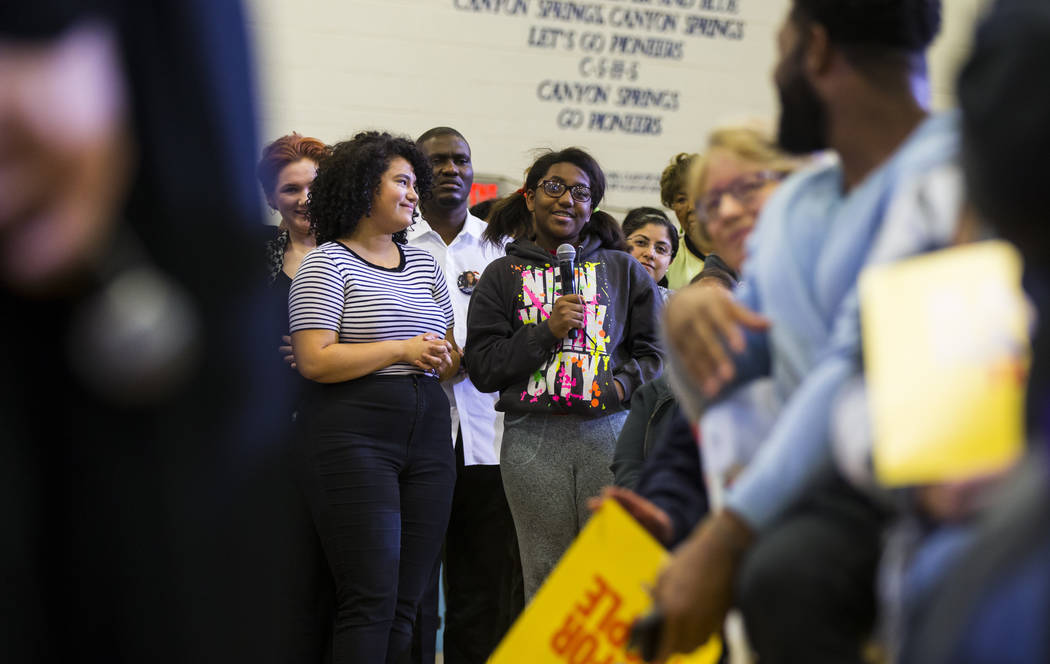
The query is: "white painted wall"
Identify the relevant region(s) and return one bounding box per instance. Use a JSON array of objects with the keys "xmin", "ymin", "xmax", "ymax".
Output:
[{"xmin": 246, "ymin": 0, "xmax": 987, "ymax": 213}]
